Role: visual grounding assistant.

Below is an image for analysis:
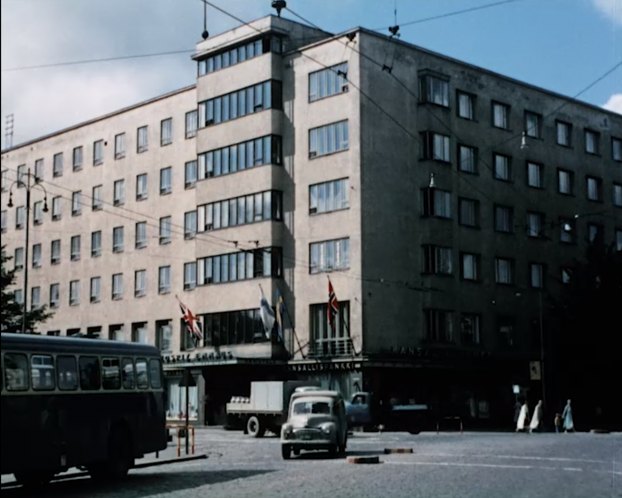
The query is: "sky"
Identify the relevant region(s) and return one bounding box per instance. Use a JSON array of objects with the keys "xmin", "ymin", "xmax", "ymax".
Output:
[{"xmin": 1, "ymin": 0, "xmax": 621, "ymax": 149}]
